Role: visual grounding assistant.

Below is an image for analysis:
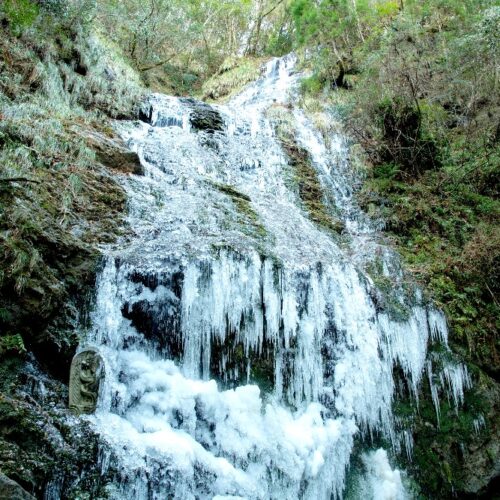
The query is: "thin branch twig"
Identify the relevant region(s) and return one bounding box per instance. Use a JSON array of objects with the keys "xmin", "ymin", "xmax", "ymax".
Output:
[{"xmin": 0, "ymin": 177, "xmax": 40, "ymax": 184}]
